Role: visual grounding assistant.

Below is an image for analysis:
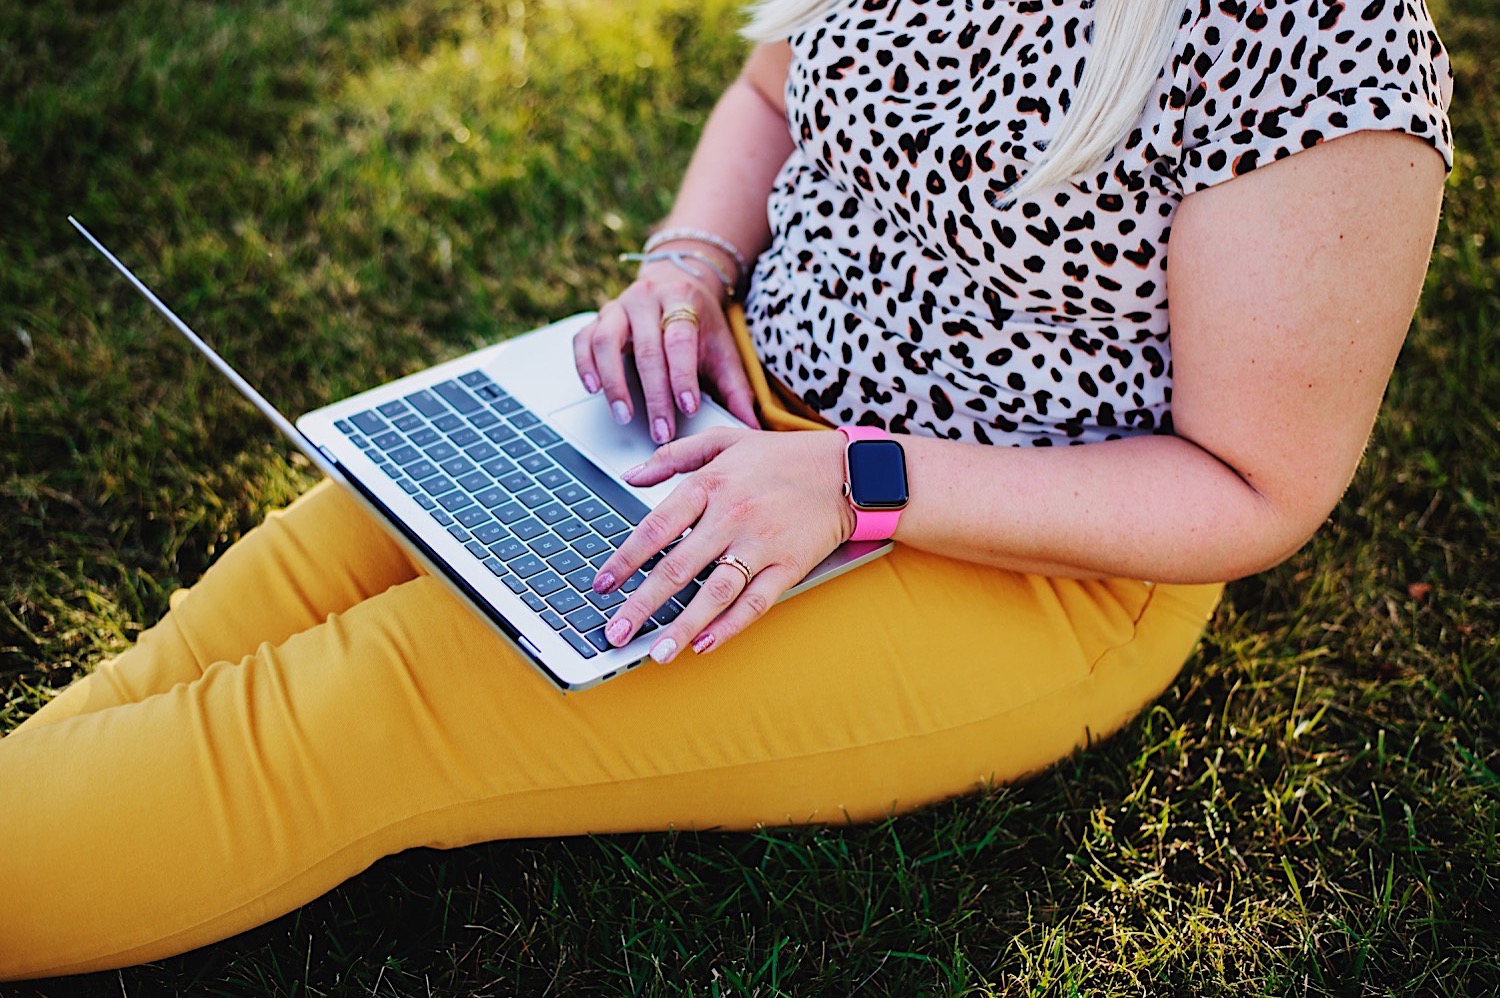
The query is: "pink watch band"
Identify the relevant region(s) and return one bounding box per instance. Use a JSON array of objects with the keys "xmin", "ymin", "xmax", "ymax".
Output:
[{"xmin": 837, "ymin": 426, "xmax": 904, "ymax": 542}]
